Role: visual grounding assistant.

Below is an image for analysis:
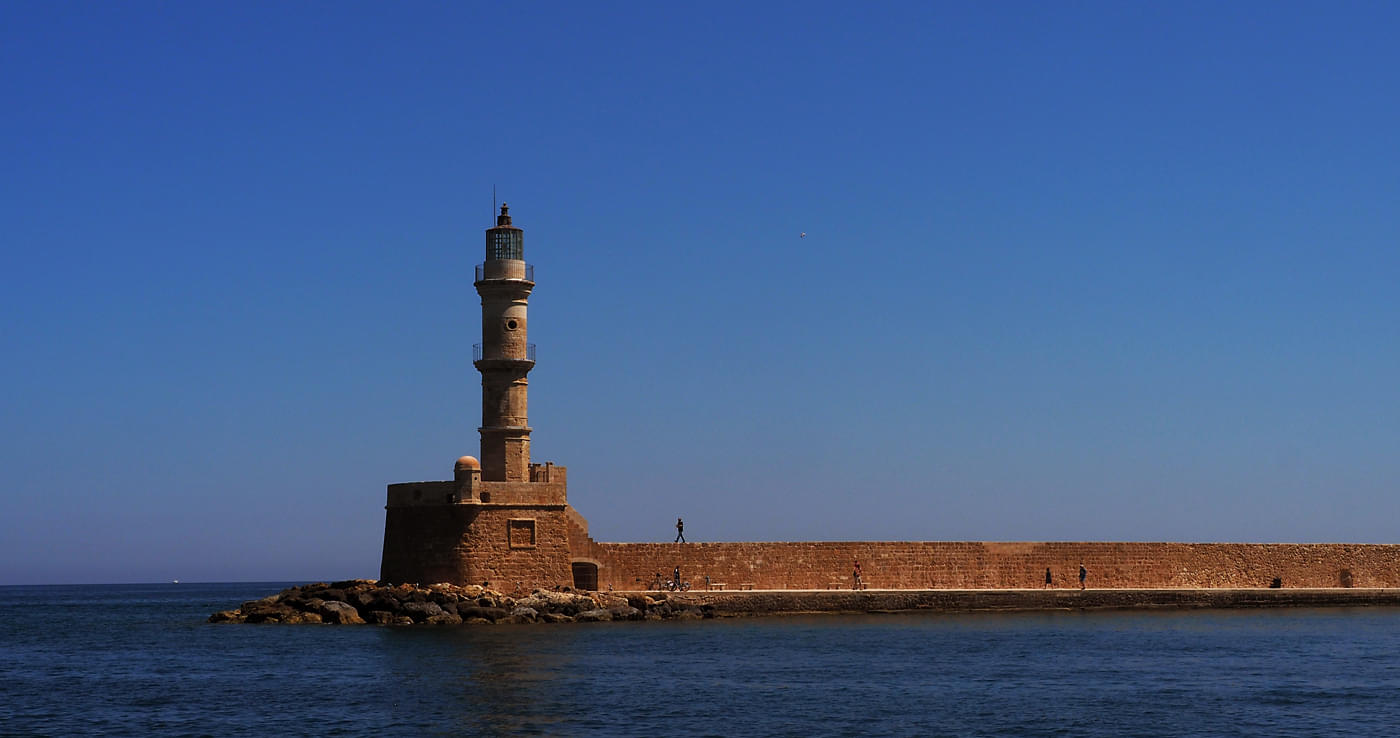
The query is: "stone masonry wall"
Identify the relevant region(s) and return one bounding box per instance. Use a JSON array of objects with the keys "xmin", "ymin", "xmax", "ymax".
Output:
[
  {"xmin": 381, "ymin": 506, "xmax": 475, "ymax": 585},
  {"xmin": 381, "ymin": 504, "xmax": 573, "ymax": 589},
  {"xmin": 590, "ymin": 541, "xmax": 1400, "ymax": 591},
  {"xmin": 460, "ymin": 506, "xmax": 573, "ymax": 590}
]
